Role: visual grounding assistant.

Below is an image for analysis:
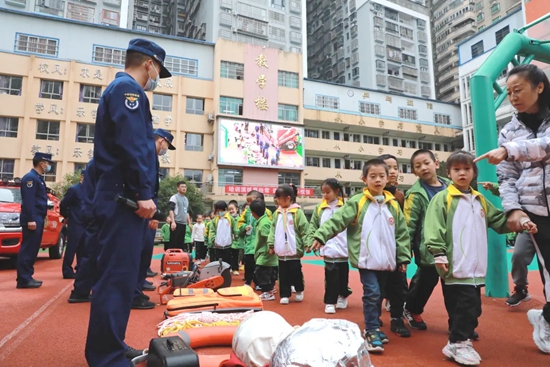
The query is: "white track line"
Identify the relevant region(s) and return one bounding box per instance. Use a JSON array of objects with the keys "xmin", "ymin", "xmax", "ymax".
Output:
[{"xmin": 0, "ymin": 282, "xmax": 72, "ymax": 352}]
